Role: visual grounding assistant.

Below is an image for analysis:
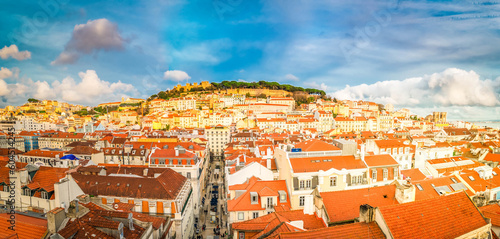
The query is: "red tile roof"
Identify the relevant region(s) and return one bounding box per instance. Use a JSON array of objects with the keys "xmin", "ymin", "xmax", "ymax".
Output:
[
  {"xmin": 400, "ymin": 168, "xmax": 427, "ymax": 181},
  {"xmin": 0, "ymin": 213, "xmax": 47, "ymax": 239},
  {"xmin": 412, "ymin": 176, "xmax": 473, "ymax": 201},
  {"xmin": 290, "ymin": 155, "xmax": 366, "ymax": 173},
  {"xmin": 72, "ymin": 168, "xmax": 186, "ymax": 200},
  {"xmin": 364, "ymin": 154, "xmax": 399, "ymax": 167},
  {"xmin": 294, "ymin": 139, "xmax": 340, "ymax": 152},
  {"xmin": 320, "ymin": 185, "xmax": 399, "ymax": 223},
  {"xmin": 275, "ymin": 222, "xmax": 384, "ymax": 239},
  {"xmin": 228, "ymin": 180, "xmax": 290, "ymax": 212},
  {"xmin": 480, "ymin": 204, "xmax": 500, "ymax": 227},
  {"xmin": 378, "ymin": 191, "xmax": 488, "ymax": 239}
]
